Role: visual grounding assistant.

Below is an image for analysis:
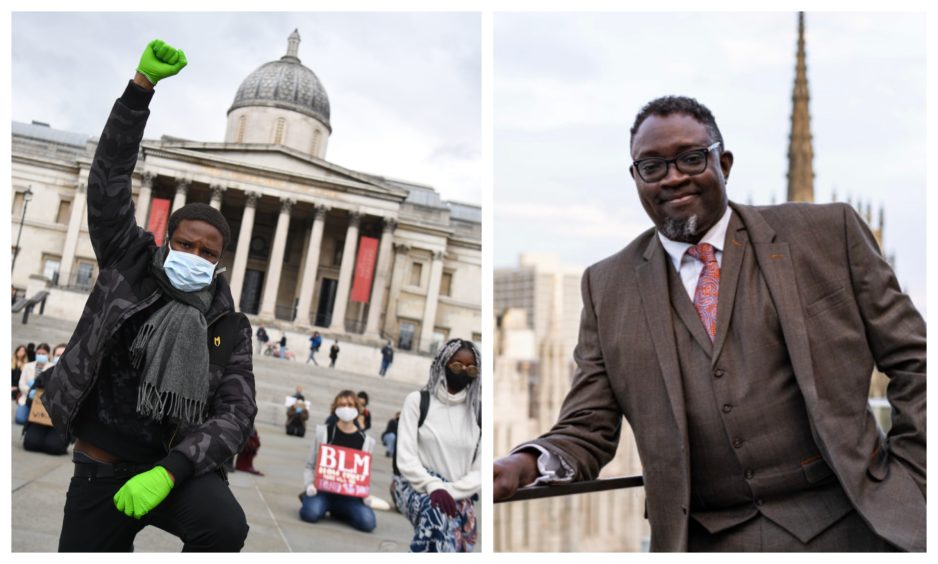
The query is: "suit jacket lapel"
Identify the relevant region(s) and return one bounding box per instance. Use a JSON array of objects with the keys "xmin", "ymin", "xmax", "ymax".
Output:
[
  {"xmin": 711, "ymin": 211, "xmax": 747, "ymax": 363},
  {"xmin": 637, "ymin": 236, "xmax": 690, "ymax": 450},
  {"xmin": 731, "ymin": 203, "xmax": 819, "ymax": 409}
]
